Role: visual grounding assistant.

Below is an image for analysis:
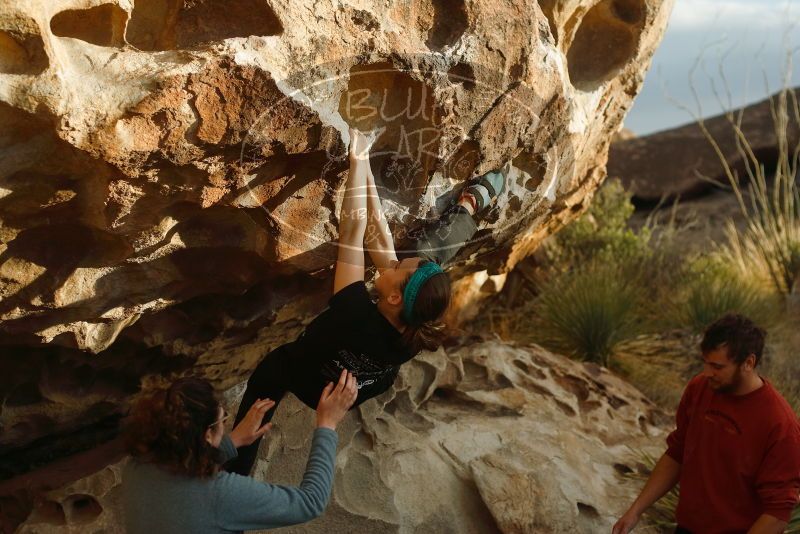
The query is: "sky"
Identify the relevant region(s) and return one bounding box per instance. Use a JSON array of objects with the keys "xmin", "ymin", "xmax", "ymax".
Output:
[{"xmin": 624, "ymin": 0, "xmax": 800, "ymax": 135}]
